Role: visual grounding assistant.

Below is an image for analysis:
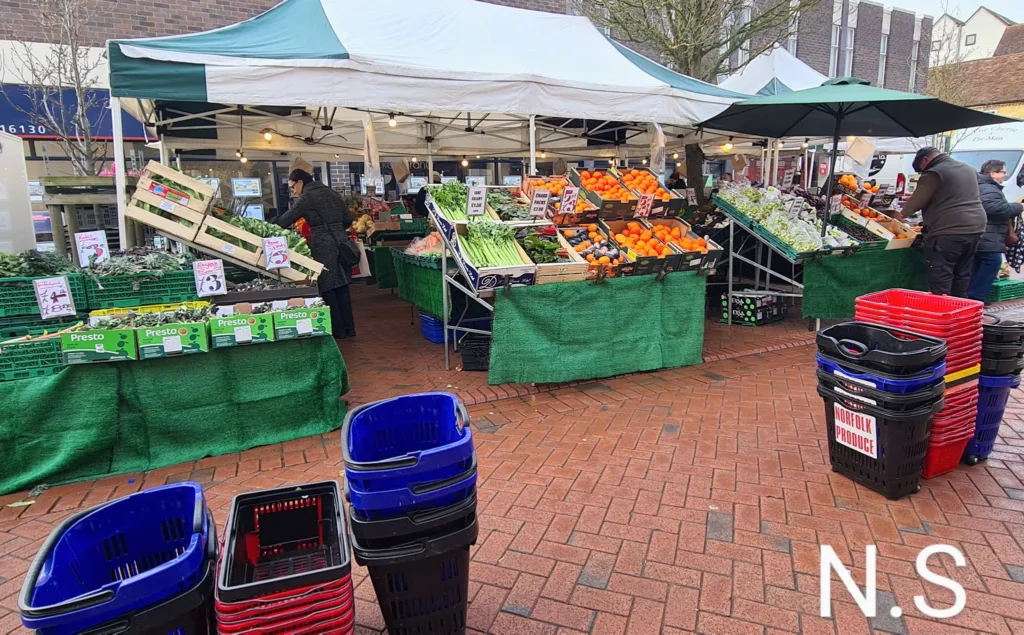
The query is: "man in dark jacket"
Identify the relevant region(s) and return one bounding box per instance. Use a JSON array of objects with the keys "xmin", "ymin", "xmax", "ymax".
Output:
[
  {"xmin": 967, "ymin": 160, "xmax": 1024, "ymax": 302},
  {"xmin": 900, "ymin": 147, "xmax": 987, "ymax": 297}
]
